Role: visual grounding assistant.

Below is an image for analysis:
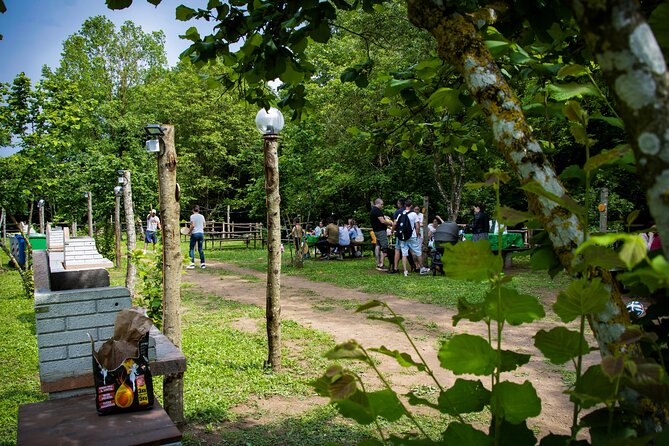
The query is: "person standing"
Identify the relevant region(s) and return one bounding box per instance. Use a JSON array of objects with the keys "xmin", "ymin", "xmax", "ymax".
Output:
[
  {"xmin": 144, "ymin": 209, "xmax": 161, "ymax": 253},
  {"xmin": 472, "ymin": 203, "xmax": 490, "ymax": 242},
  {"xmin": 370, "ymin": 198, "xmax": 393, "ymax": 270},
  {"xmin": 395, "ymin": 199, "xmax": 430, "ymax": 276},
  {"xmin": 187, "ymin": 205, "xmax": 206, "ymax": 269}
]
